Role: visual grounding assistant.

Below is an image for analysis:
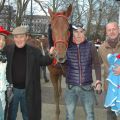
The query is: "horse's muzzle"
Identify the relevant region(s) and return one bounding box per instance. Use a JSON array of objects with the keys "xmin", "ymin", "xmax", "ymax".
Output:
[{"xmin": 56, "ymin": 56, "xmax": 66, "ymax": 63}]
